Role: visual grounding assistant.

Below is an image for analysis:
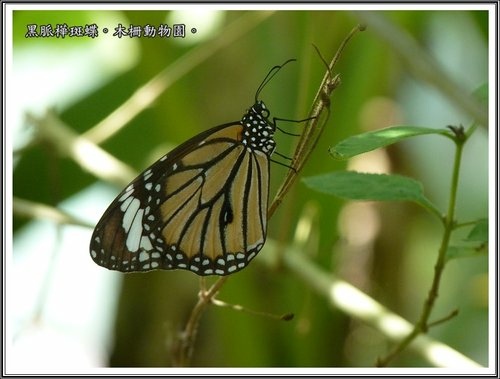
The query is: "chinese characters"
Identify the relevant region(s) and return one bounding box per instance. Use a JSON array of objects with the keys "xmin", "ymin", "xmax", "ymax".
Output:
[{"xmin": 25, "ymin": 23, "xmax": 193, "ymax": 39}]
